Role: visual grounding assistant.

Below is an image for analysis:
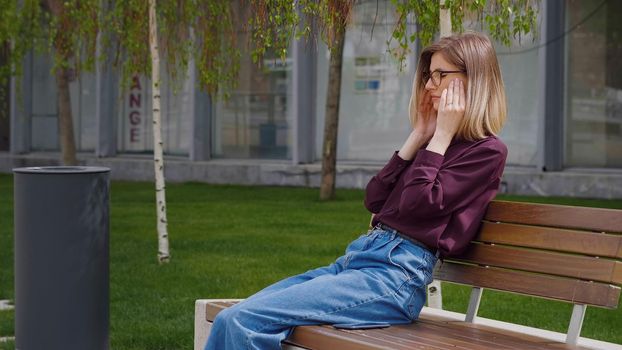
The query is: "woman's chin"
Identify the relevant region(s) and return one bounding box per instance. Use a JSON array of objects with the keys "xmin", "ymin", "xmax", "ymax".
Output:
[{"xmin": 432, "ymin": 102, "xmax": 439, "ymax": 111}]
